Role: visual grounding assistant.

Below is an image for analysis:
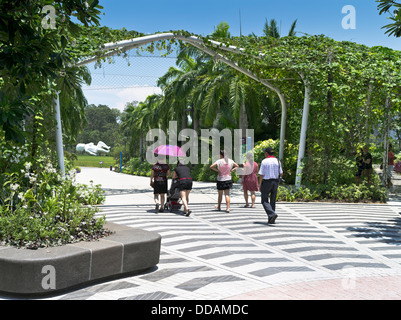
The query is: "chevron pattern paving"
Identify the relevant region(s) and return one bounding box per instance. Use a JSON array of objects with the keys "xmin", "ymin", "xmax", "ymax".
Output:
[{"xmin": 15, "ymin": 202, "xmax": 401, "ymax": 300}]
